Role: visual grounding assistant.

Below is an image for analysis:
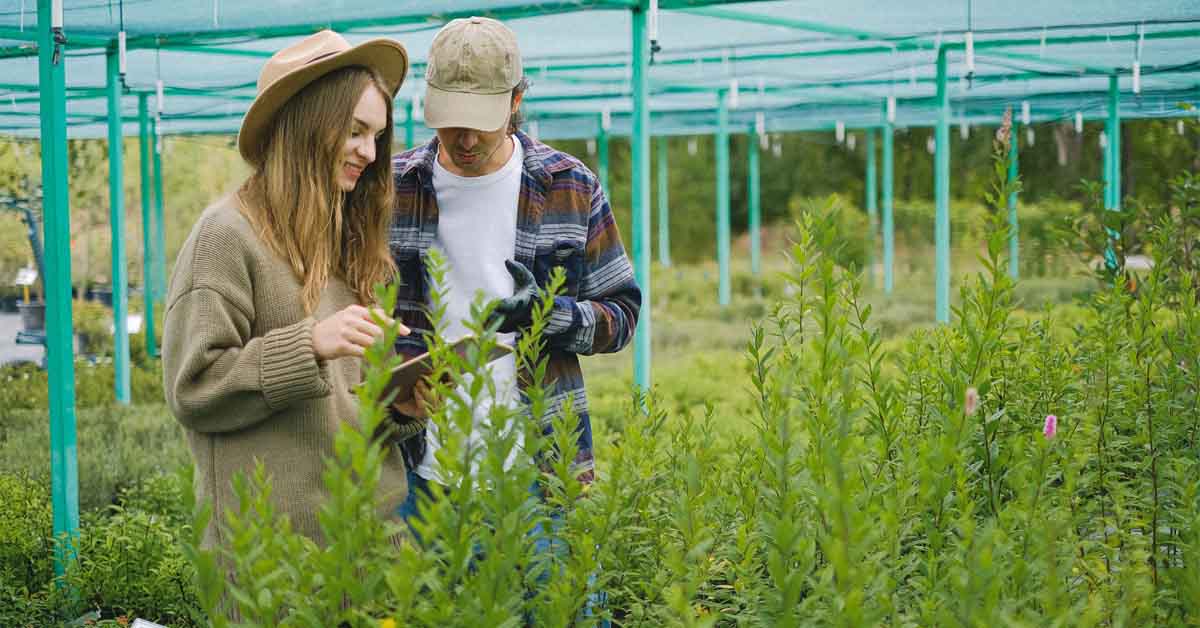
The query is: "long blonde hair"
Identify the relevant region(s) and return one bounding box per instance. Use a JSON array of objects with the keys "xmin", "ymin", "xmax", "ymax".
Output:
[{"xmin": 239, "ymin": 66, "xmax": 396, "ymax": 313}]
